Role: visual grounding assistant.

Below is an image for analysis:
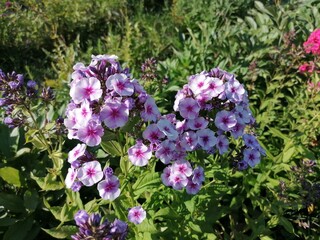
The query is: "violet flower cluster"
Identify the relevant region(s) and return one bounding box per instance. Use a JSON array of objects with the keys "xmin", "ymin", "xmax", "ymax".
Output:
[
  {"xmin": 0, "ymin": 69, "xmax": 54, "ymax": 128},
  {"xmin": 64, "ymin": 55, "xmax": 161, "ymax": 198},
  {"xmin": 72, "ymin": 210, "xmax": 128, "ymax": 240},
  {"xmin": 128, "ymin": 68, "xmax": 265, "ymax": 194}
]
